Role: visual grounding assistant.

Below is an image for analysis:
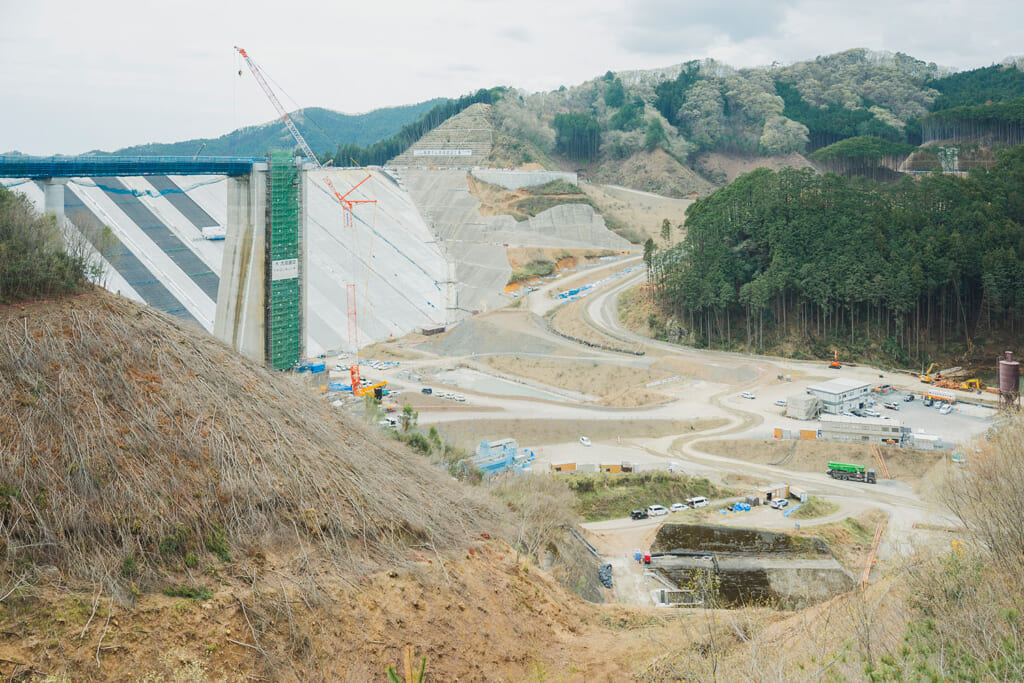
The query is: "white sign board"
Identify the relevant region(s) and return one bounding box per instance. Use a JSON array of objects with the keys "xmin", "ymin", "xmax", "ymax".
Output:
[
  {"xmin": 413, "ymin": 149, "xmax": 473, "ymax": 157},
  {"xmin": 271, "ymin": 258, "xmax": 299, "ymax": 281}
]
